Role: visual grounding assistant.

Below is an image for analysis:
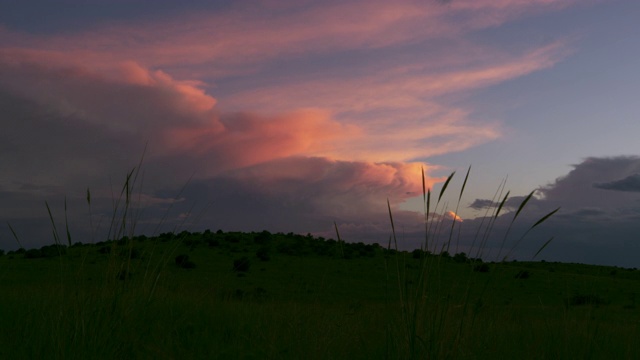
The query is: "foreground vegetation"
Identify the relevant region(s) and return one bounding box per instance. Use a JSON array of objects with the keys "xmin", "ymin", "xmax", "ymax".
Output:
[{"xmin": 1, "ymin": 230, "xmax": 639, "ymax": 359}]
